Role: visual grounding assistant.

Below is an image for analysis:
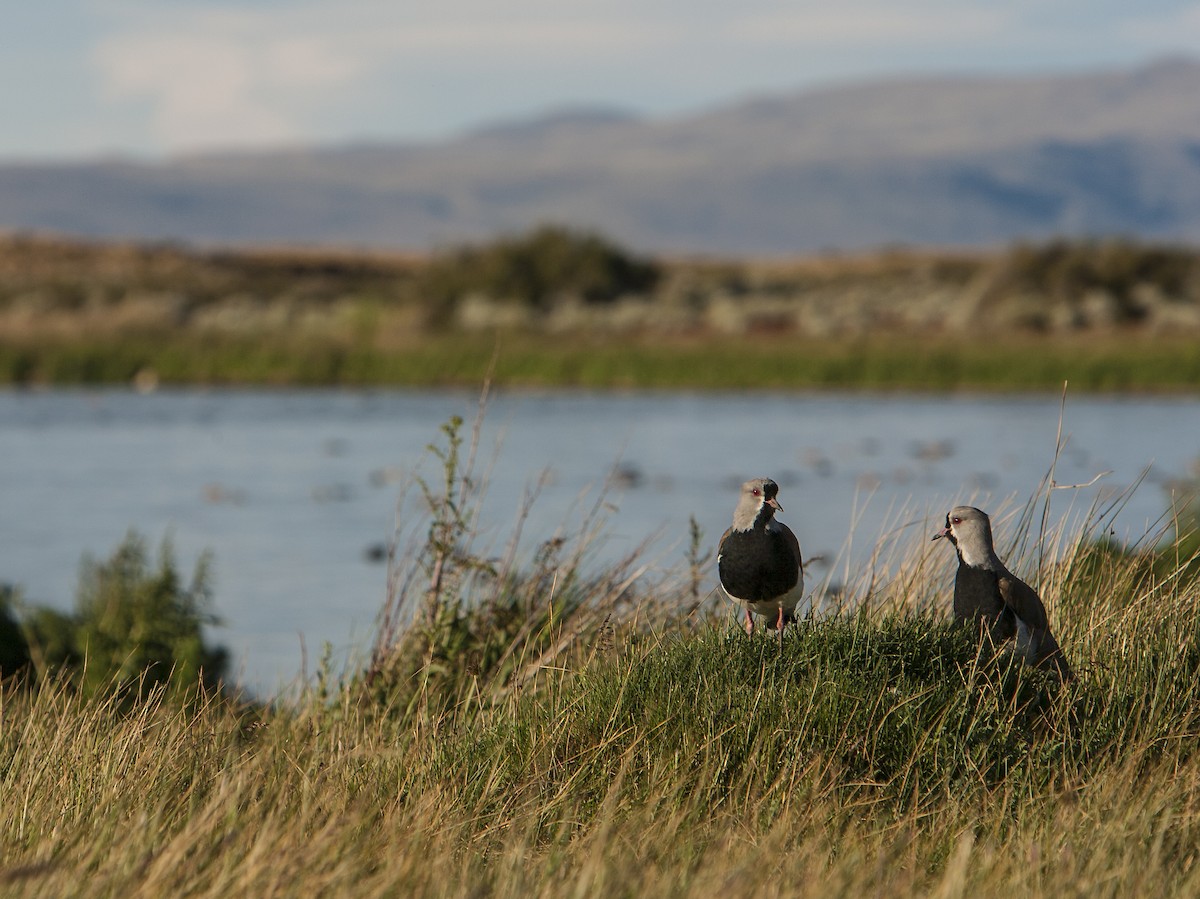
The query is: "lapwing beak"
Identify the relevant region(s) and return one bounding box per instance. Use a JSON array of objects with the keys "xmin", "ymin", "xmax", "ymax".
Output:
[
  {"xmin": 767, "ymin": 497, "xmax": 782, "ymax": 513},
  {"xmin": 932, "ymin": 526, "xmax": 949, "ymax": 542}
]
